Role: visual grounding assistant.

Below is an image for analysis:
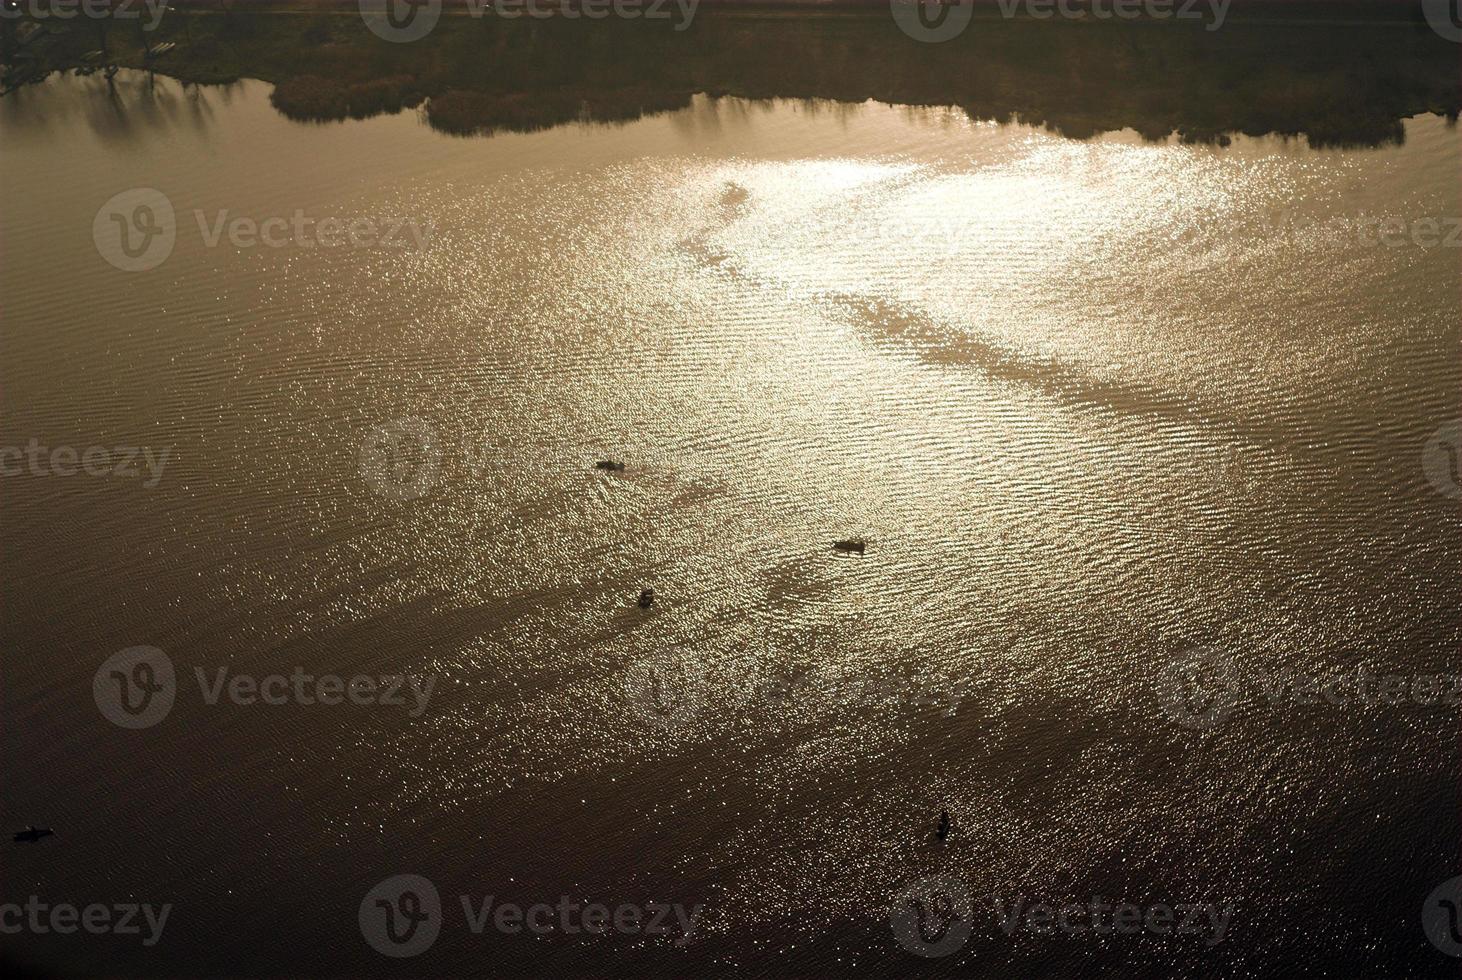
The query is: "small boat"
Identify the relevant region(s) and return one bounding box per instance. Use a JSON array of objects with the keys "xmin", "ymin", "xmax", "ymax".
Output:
[
  {"xmin": 833, "ymin": 539, "xmax": 866, "ymax": 555},
  {"xmin": 637, "ymin": 588, "xmax": 654, "ymax": 609},
  {"xmin": 14, "ymin": 826, "xmax": 53, "ymax": 844},
  {"xmin": 146, "ymin": 42, "xmax": 177, "ymax": 60},
  {"xmin": 595, "ymin": 460, "xmax": 625, "ymax": 472},
  {"xmin": 936, "ymin": 810, "xmax": 950, "ymax": 842}
]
